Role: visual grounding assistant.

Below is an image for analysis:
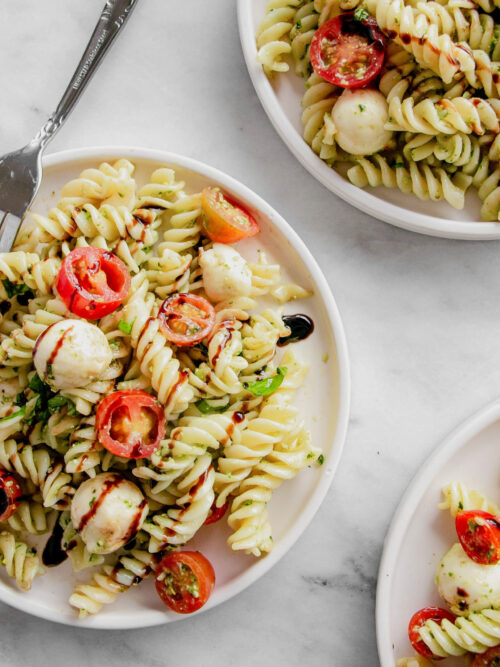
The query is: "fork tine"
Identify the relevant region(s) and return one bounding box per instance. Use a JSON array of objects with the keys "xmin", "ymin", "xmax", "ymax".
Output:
[{"xmin": 0, "ymin": 210, "xmax": 23, "ymax": 253}]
